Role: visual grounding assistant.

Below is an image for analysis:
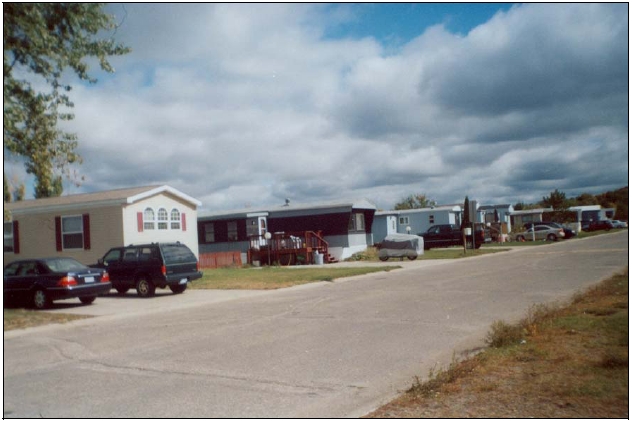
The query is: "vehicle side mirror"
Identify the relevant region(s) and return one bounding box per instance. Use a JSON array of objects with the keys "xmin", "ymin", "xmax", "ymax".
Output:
[{"xmin": 98, "ymin": 258, "xmax": 106, "ymax": 266}]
